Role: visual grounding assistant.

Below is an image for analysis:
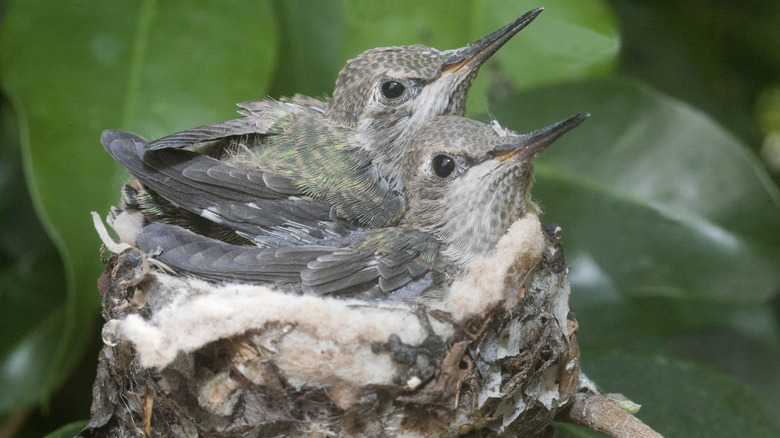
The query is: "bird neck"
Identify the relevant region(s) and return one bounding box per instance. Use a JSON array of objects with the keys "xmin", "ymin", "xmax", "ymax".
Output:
[{"xmin": 353, "ymin": 112, "xmax": 425, "ymax": 194}]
